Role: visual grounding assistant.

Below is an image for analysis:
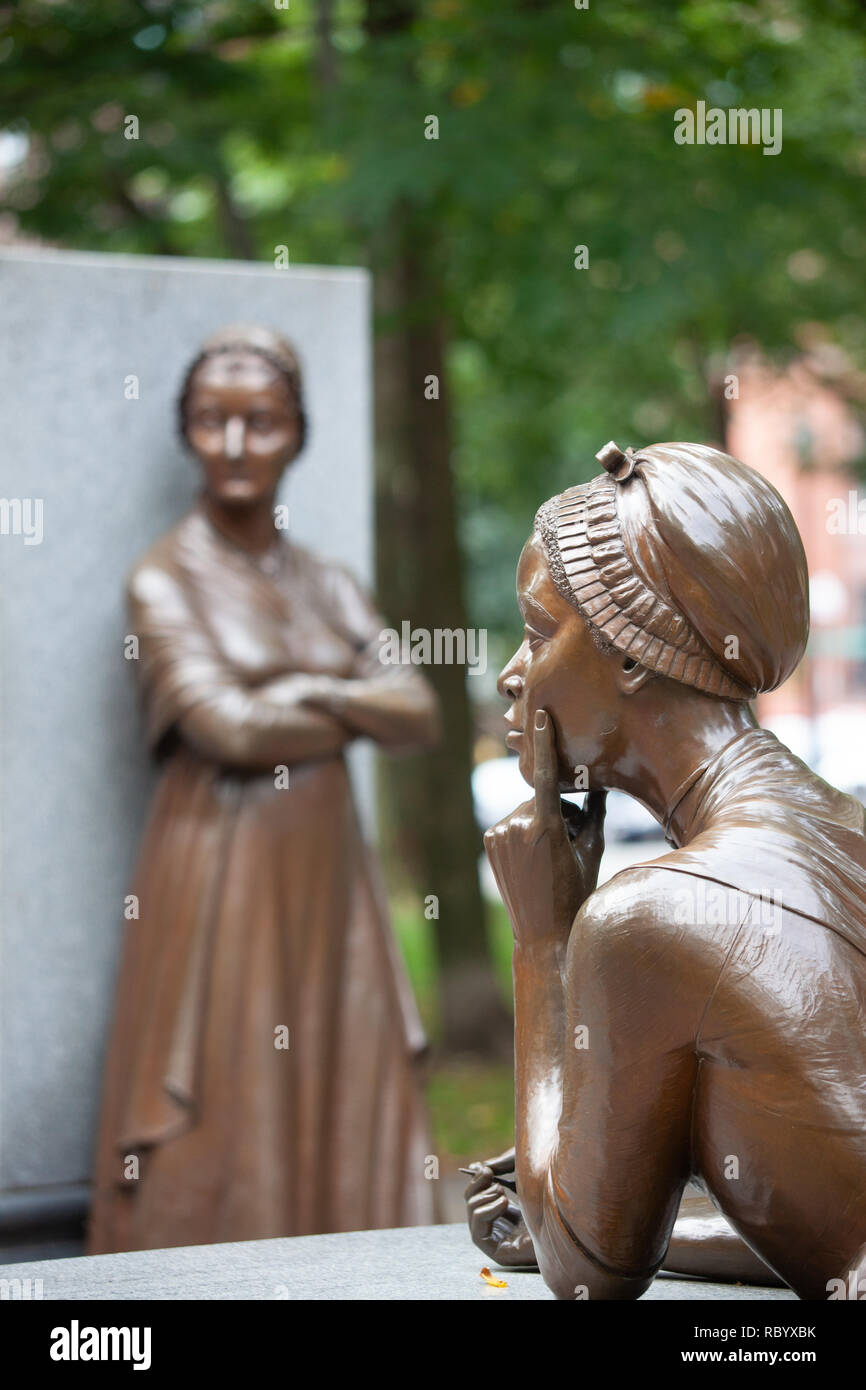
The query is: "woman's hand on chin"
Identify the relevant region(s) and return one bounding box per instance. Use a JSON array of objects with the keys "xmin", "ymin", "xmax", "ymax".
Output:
[{"xmin": 483, "ymin": 710, "xmax": 606, "ymax": 947}]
